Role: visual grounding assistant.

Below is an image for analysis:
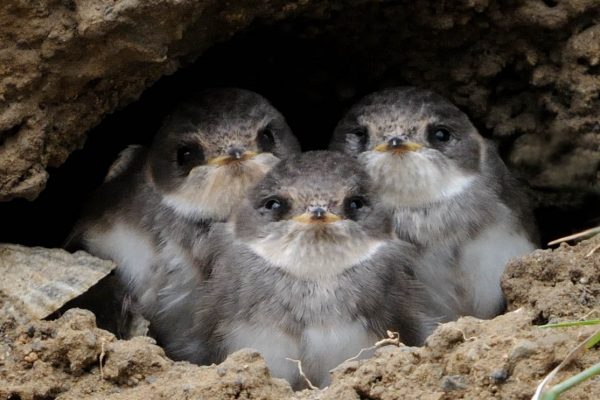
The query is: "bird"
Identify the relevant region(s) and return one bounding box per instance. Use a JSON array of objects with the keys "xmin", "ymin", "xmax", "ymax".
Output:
[
  {"xmin": 329, "ymin": 87, "xmax": 538, "ymax": 320},
  {"xmin": 66, "ymin": 88, "xmax": 301, "ymax": 341},
  {"xmin": 169, "ymin": 151, "xmax": 439, "ymax": 389}
]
